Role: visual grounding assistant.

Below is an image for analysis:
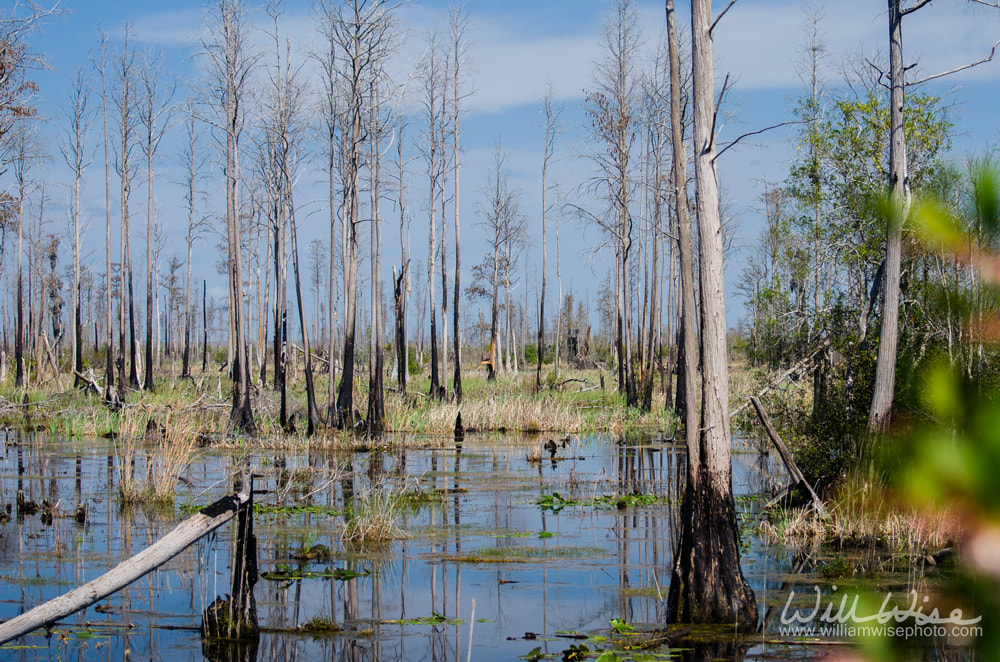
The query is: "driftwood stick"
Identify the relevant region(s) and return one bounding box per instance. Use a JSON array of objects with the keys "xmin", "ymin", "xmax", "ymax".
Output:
[
  {"xmin": 750, "ymin": 396, "xmax": 829, "ymax": 519},
  {"xmin": 0, "ymin": 492, "xmax": 250, "ymax": 644}
]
